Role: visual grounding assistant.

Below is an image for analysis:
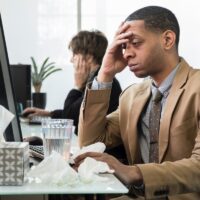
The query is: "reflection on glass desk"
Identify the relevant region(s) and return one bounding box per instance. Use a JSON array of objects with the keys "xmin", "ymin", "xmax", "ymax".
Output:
[{"xmin": 0, "ymin": 174, "xmax": 128, "ymax": 195}]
